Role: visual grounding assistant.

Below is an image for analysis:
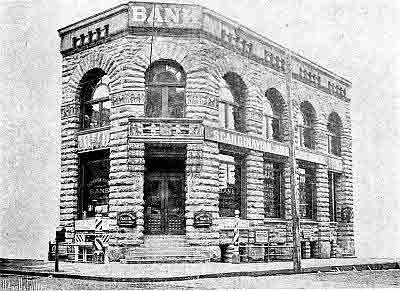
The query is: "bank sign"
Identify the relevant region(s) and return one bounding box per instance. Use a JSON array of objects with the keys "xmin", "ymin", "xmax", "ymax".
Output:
[{"xmin": 129, "ymin": 2, "xmax": 202, "ymax": 29}]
